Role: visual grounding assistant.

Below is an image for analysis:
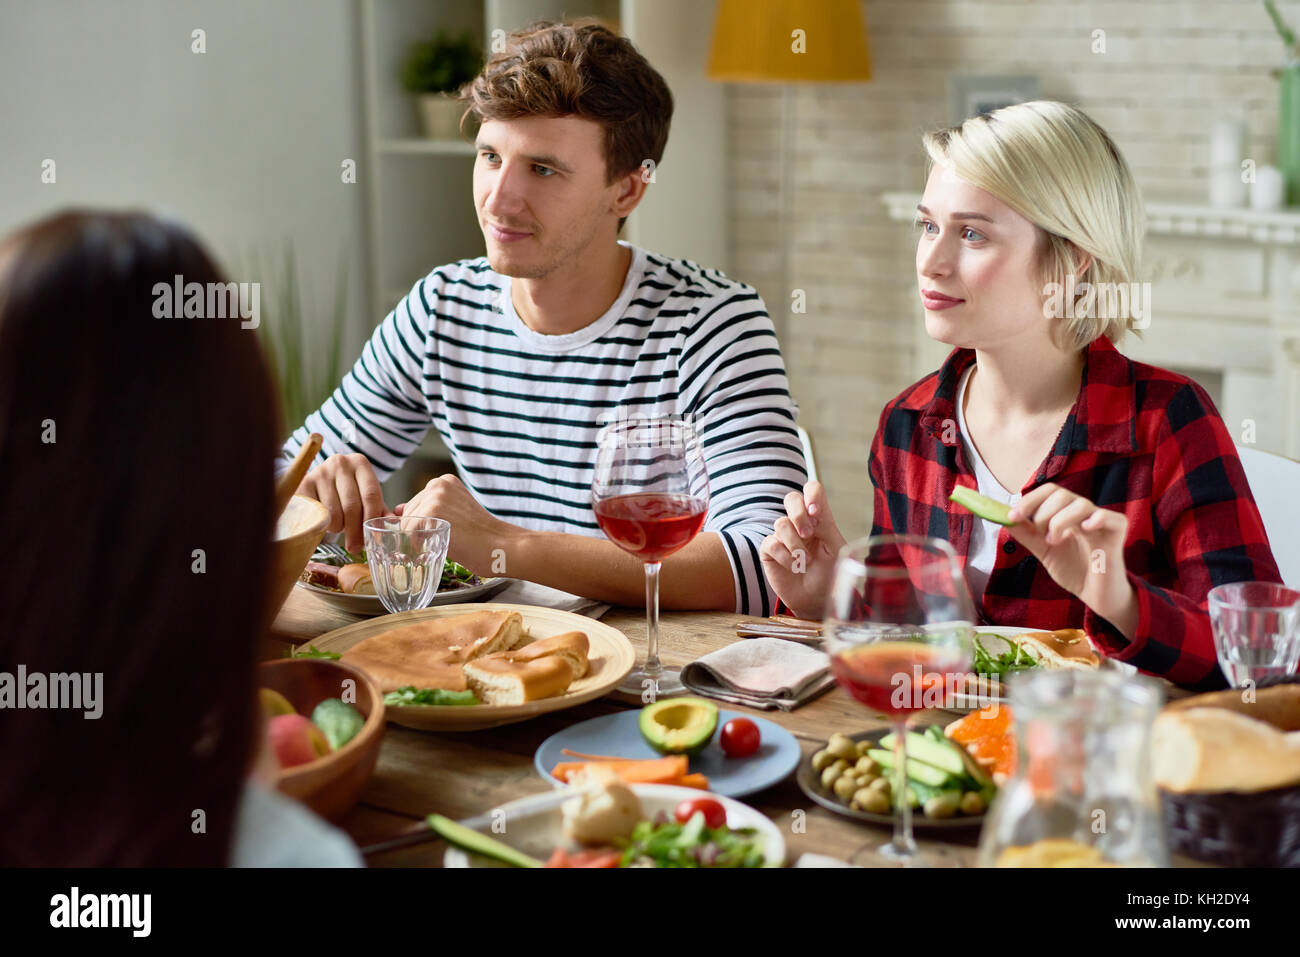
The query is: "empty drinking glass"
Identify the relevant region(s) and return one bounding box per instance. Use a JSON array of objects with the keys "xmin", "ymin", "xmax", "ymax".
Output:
[
  {"xmin": 362, "ymin": 516, "xmax": 451, "ymax": 614},
  {"xmin": 1208, "ymin": 582, "xmax": 1300, "ymax": 687}
]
